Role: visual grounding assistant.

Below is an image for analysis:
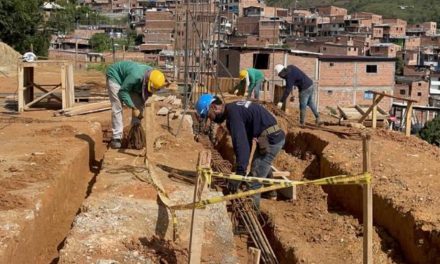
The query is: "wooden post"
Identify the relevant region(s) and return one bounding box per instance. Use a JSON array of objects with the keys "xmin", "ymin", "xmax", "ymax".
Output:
[
  {"xmin": 61, "ymin": 63, "xmax": 67, "ymax": 109},
  {"xmin": 371, "ymin": 94, "xmax": 377, "ymax": 129},
  {"xmin": 144, "ymin": 97, "xmax": 155, "ymax": 164},
  {"xmin": 362, "ymin": 134, "xmax": 373, "ymax": 264},
  {"xmin": 405, "ymin": 102, "xmax": 413, "ymax": 137},
  {"xmin": 188, "ymin": 151, "xmax": 211, "ymax": 264},
  {"xmin": 247, "ymin": 247, "xmax": 261, "ymax": 264},
  {"xmin": 17, "ymin": 63, "xmax": 24, "ymax": 112}
]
